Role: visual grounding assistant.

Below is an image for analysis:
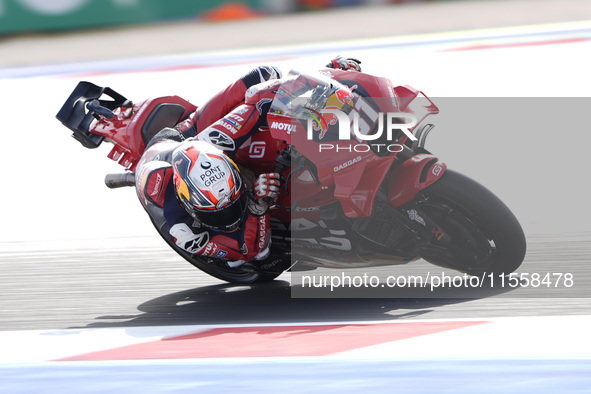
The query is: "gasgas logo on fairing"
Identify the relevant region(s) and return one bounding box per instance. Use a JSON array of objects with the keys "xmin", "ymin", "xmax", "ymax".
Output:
[{"xmin": 334, "ymin": 156, "xmax": 362, "ymax": 172}]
